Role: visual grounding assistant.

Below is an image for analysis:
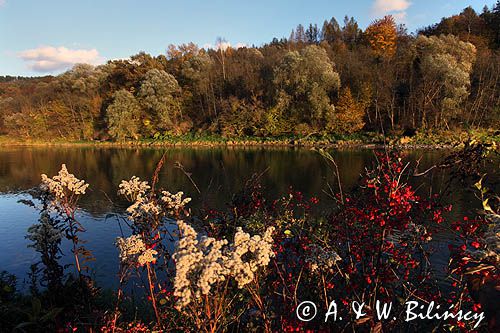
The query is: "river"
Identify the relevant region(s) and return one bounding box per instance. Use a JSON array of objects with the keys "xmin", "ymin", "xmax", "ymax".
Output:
[{"xmin": 0, "ymin": 146, "xmax": 494, "ymax": 289}]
